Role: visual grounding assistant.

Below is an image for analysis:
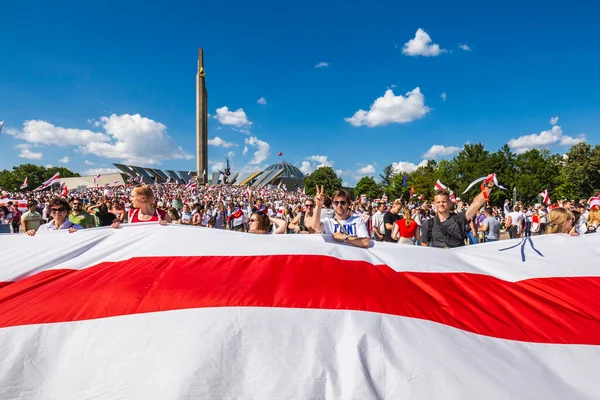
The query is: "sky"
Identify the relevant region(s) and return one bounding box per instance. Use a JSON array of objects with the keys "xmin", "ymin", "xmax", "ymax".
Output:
[{"xmin": 1, "ymin": 0, "xmax": 599, "ymax": 186}]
